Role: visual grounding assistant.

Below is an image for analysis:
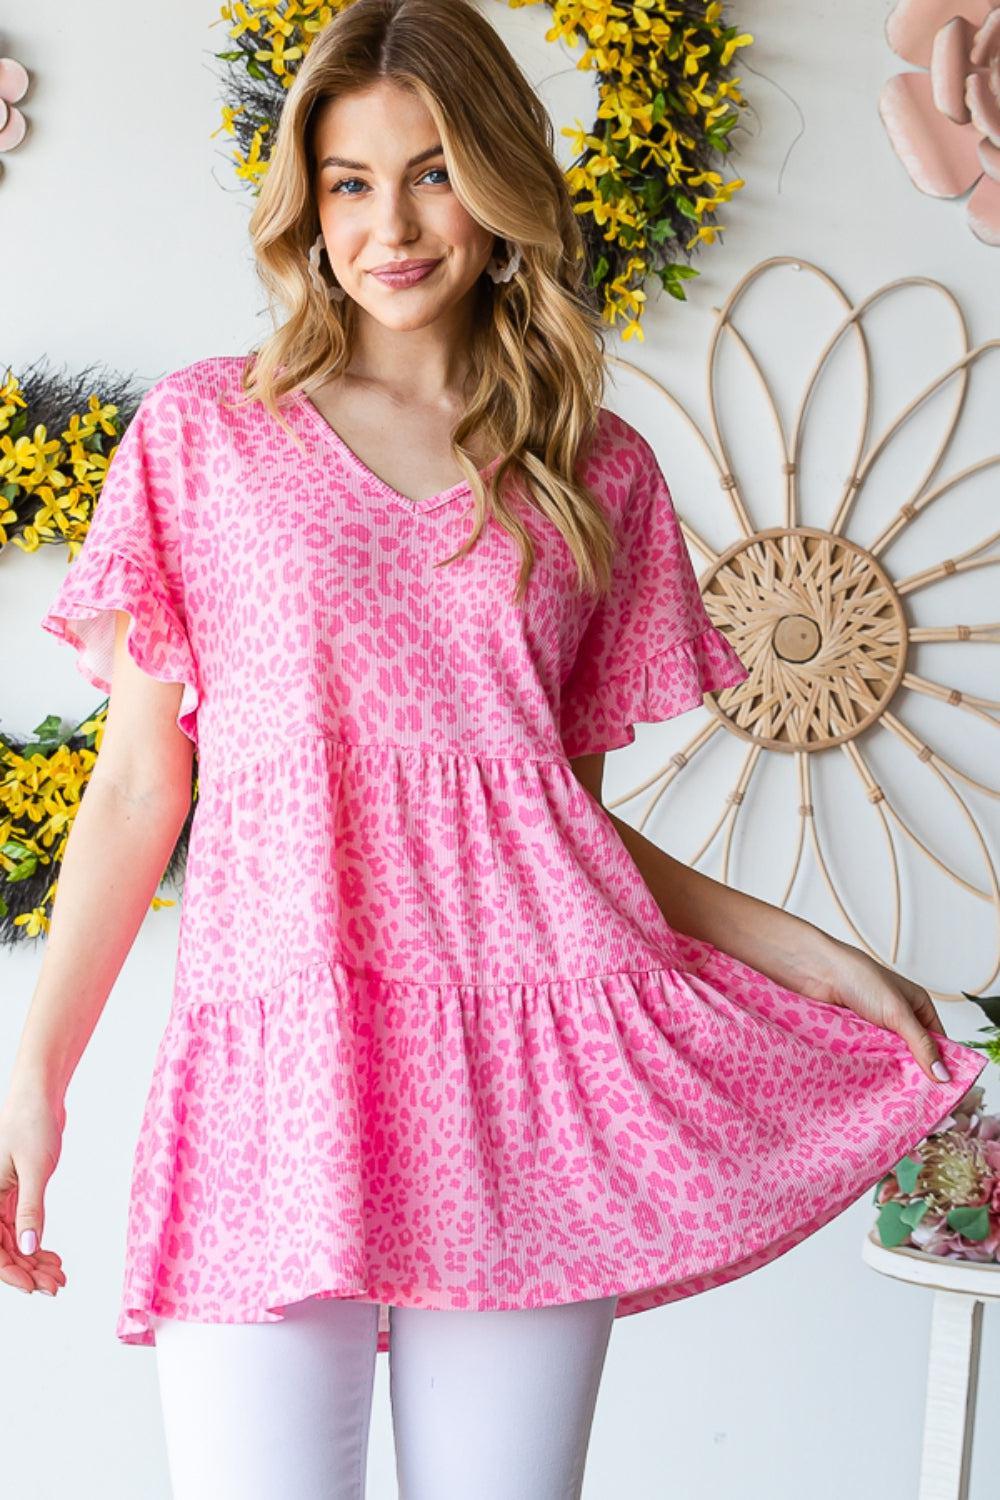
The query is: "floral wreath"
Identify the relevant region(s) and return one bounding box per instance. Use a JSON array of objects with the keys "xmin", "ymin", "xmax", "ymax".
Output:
[{"xmin": 210, "ymin": 0, "xmax": 753, "ymax": 340}]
